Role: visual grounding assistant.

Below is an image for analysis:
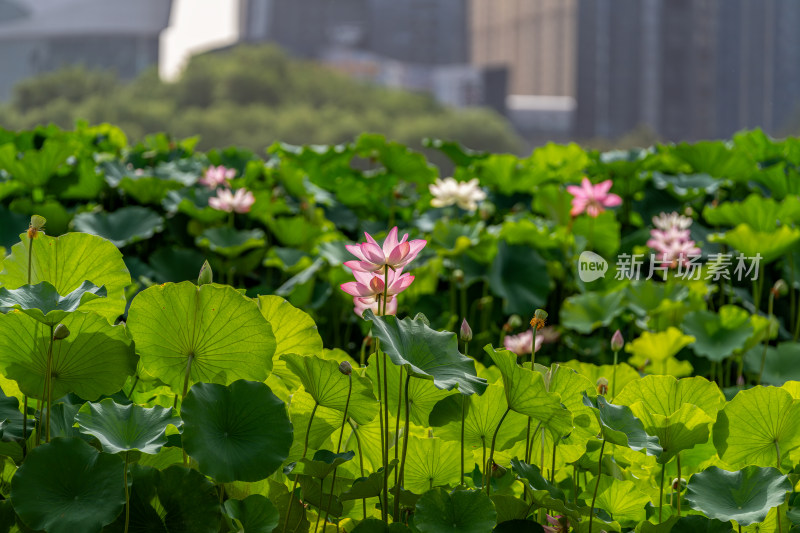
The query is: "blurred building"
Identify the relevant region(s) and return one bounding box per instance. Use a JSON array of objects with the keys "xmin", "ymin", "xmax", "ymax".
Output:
[
  {"xmin": 575, "ymin": 0, "xmax": 800, "ymax": 141},
  {"xmin": 0, "ymin": 0, "xmax": 172, "ymax": 100}
]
